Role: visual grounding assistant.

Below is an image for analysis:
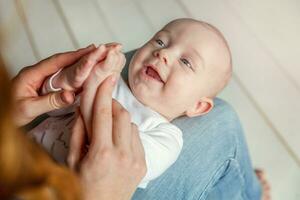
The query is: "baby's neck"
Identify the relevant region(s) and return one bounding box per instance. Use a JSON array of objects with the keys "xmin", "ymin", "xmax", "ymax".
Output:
[{"xmin": 123, "ymin": 76, "xmax": 174, "ymax": 122}]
